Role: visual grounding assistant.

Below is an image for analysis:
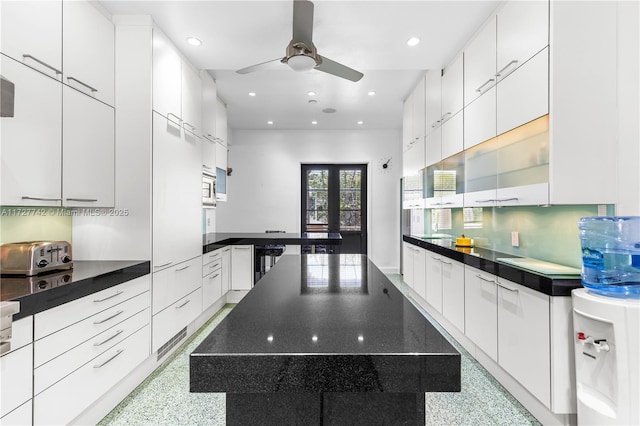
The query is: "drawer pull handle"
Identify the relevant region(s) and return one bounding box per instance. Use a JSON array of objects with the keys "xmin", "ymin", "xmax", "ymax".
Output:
[
  {"xmin": 175, "ymin": 265, "xmax": 191, "ymax": 272},
  {"xmin": 93, "ymin": 349, "xmax": 124, "ymax": 368},
  {"xmin": 496, "ymin": 60, "xmax": 519, "ymax": 77},
  {"xmin": 94, "ymin": 291, "xmax": 124, "ymax": 303},
  {"xmin": 154, "ymin": 262, "xmax": 173, "ymax": 269},
  {"xmin": 475, "ymin": 199, "xmax": 496, "ymax": 203},
  {"xmin": 67, "ymin": 76, "xmax": 98, "ymax": 93},
  {"xmin": 496, "ymin": 197, "xmax": 519, "ymax": 203},
  {"xmin": 183, "ymin": 121, "xmax": 197, "ymax": 132},
  {"xmin": 22, "ymin": 196, "xmax": 62, "ymax": 202},
  {"xmin": 175, "ymin": 299, "xmax": 191, "ymax": 309},
  {"xmin": 440, "ymin": 260, "xmax": 452, "ymax": 265},
  {"xmin": 497, "ymin": 283, "xmax": 519, "ymax": 293},
  {"xmin": 475, "ymin": 78, "xmax": 495, "ymax": 93},
  {"xmin": 210, "ymin": 262, "xmax": 220, "ymax": 269},
  {"xmin": 167, "ymin": 112, "xmax": 182, "ymax": 125},
  {"xmin": 66, "ymin": 198, "xmax": 98, "ymax": 202},
  {"xmin": 475, "ymin": 274, "xmax": 496, "ymax": 284},
  {"xmin": 93, "ymin": 310, "xmax": 124, "ymax": 324},
  {"xmin": 22, "ymin": 54, "xmax": 62, "ymax": 75},
  {"xmin": 93, "ymin": 329, "xmax": 124, "ymax": 346},
  {"xmin": 209, "ymin": 273, "xmax": 220, "ymax": 280}
]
